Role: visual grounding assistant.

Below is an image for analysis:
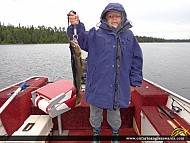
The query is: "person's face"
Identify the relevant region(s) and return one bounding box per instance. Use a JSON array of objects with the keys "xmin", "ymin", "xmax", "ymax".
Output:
[{"xmin": 106, "ymin": 11, "xmax": 122, "ymax": 28}]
